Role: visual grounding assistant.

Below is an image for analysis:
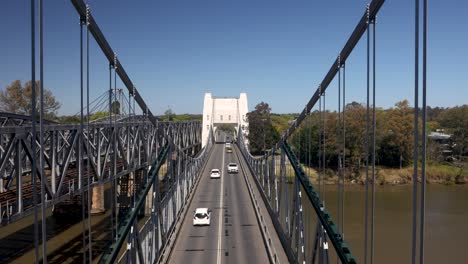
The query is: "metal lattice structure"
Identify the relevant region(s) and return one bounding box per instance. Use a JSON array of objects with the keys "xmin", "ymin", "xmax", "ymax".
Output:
[
  {"xmin": 103, "ymin": 129, "xmax": 214, "ymax": 264},
  {"xmin": 237, "ymin": 131, "xmax": 356, "ymax": 264},
  {"xmin": 0, "ymin": 119, "xmax": 201, "ymax": 224}
]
